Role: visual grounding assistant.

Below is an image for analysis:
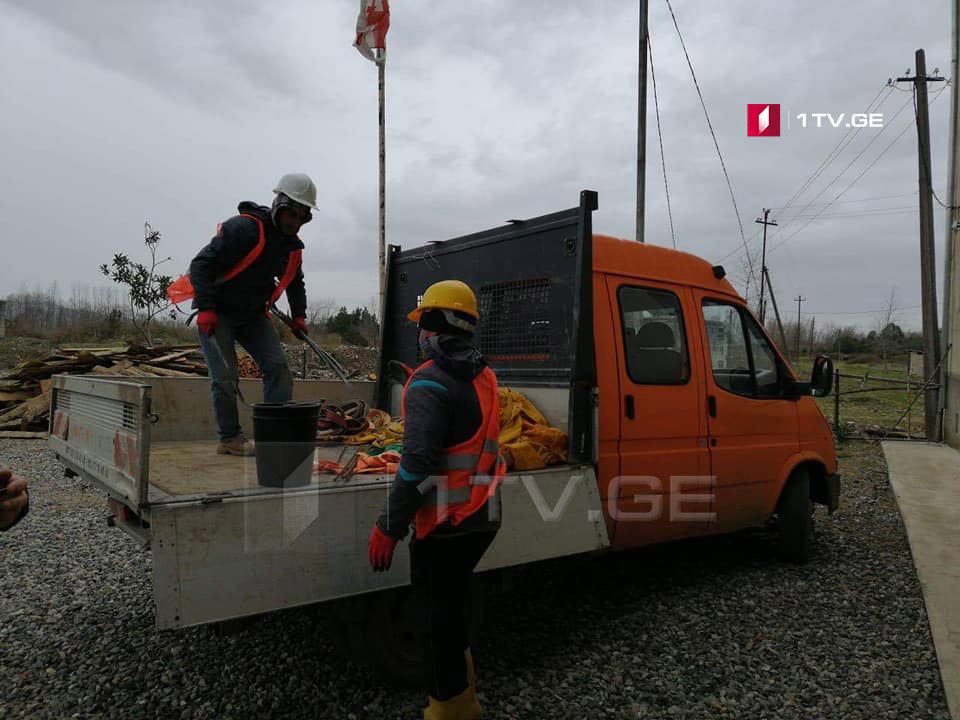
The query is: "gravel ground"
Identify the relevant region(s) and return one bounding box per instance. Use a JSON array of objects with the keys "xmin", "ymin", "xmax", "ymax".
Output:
[{"xmin": 0, "ymin": 439, "xmax": 950, "ymax": 719}]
